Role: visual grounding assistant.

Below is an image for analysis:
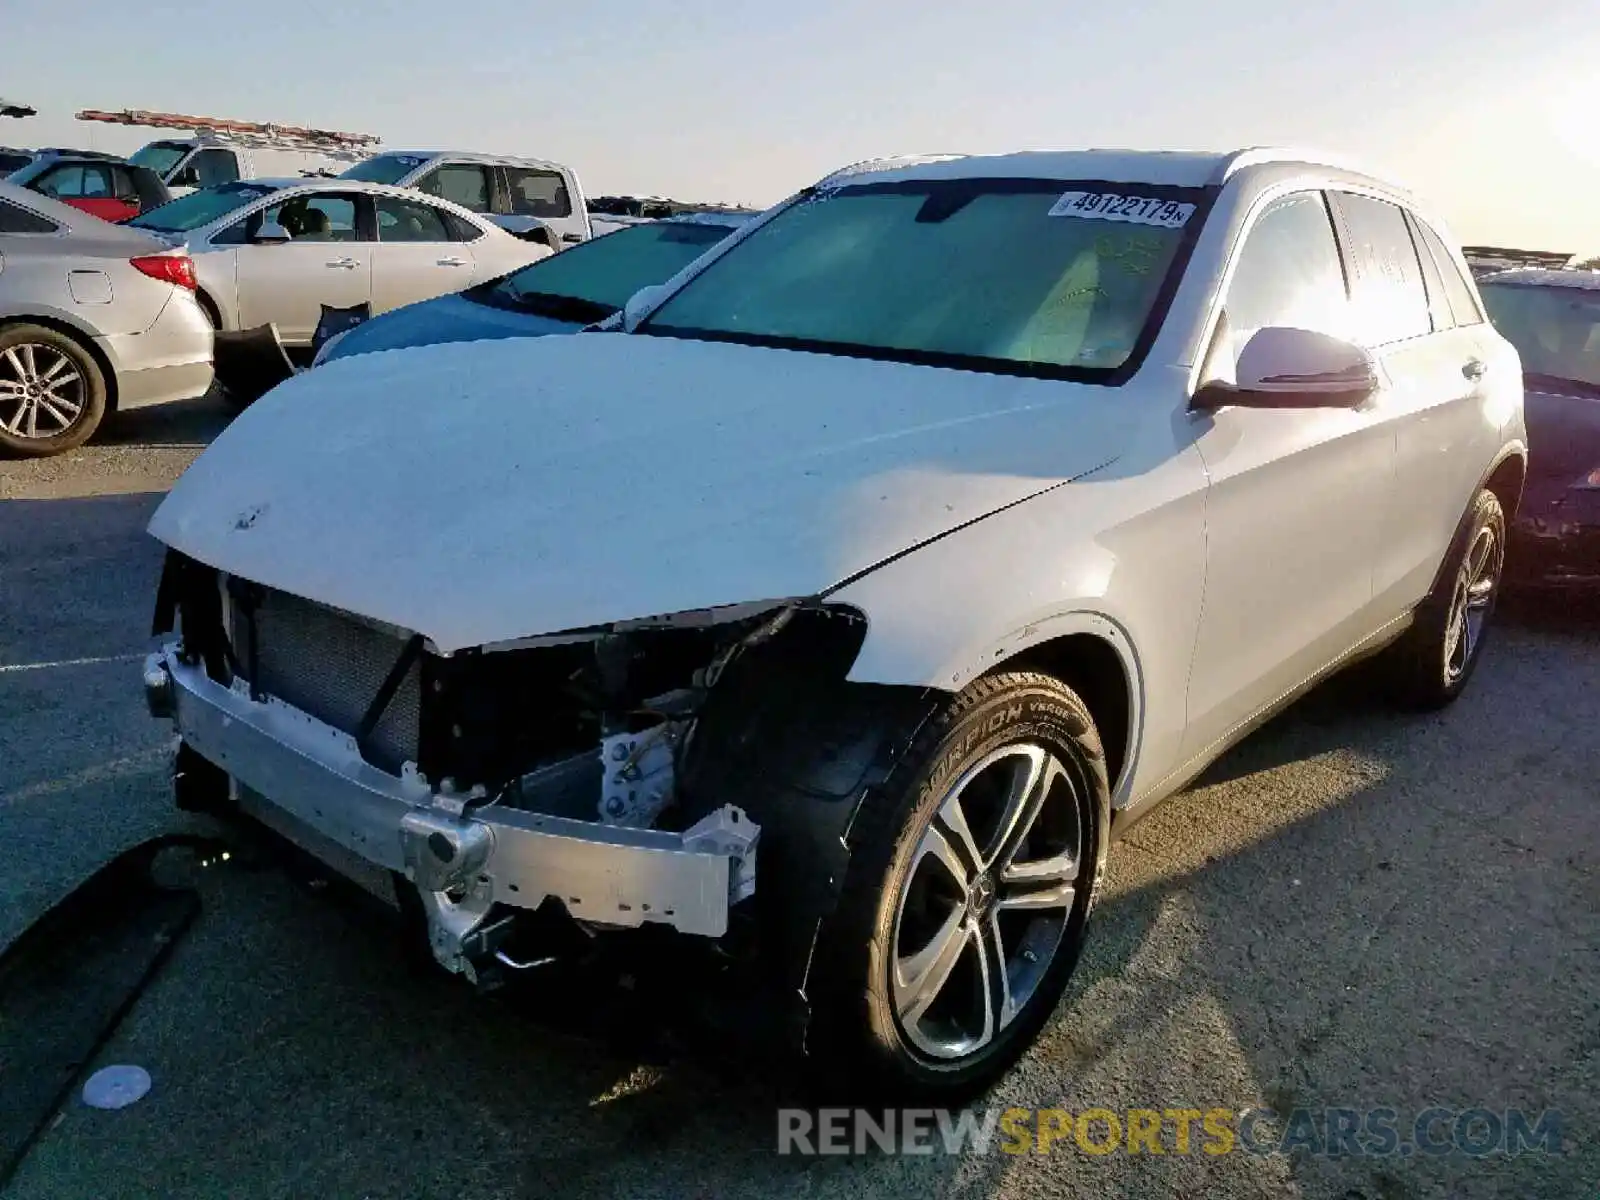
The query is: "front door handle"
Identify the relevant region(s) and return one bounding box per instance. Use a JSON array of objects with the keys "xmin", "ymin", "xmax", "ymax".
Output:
[
  {"xmin": 436, "ymin": 256, "xmax": 468, "ymax": 267},
  {"xmin": 1462, "ymin": 358, "xmax": 1488, "ymax": 381},
  {"xmin": 325, "ymin": 257, "xmax": 359, "ymax": 270}
]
